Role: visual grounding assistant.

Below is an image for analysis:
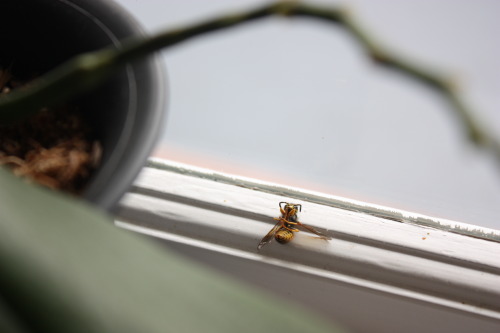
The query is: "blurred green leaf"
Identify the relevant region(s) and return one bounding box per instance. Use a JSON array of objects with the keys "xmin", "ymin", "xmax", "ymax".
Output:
[{"xmin": 0, "ymin": 168, "xmax": 339, "ymax": 333}]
